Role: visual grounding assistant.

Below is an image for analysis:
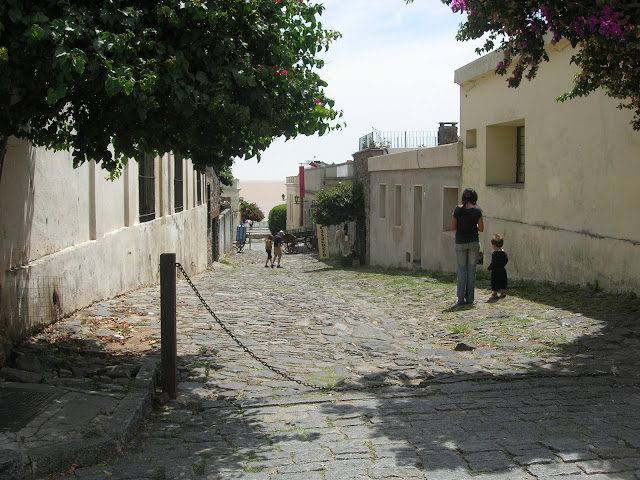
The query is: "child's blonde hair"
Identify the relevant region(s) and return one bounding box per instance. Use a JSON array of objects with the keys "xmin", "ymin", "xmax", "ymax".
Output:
[{"xmin": 490, "ymin": 234, "xmax": 504, "ymax": 248}]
